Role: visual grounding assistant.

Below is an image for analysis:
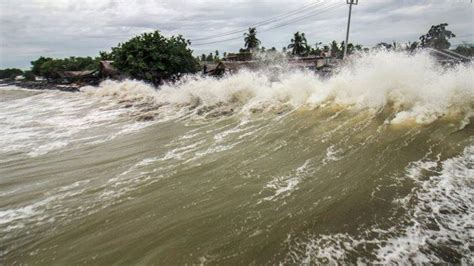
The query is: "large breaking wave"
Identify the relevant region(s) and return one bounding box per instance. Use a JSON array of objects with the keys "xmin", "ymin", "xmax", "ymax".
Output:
[
  {"xmin": 82, "ymin": 51, "xmax": 474, "ymax": 125},
  {"xmin": 1, "ymin": 50, "xmax": 473, "ymax": 264}
]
